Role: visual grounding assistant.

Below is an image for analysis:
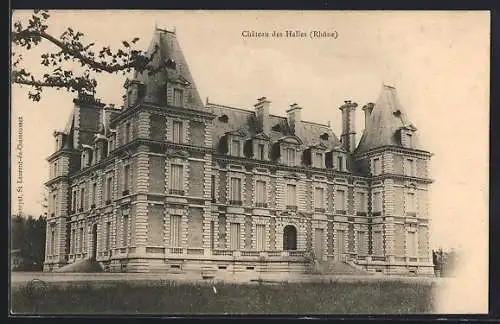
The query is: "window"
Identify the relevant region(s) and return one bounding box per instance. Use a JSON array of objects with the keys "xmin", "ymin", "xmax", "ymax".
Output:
[
  {"xmin": 106, "ymin": 177, "xmax": 113, "ymax": 202},
  {"xmin": 336, "ymin": 230, "xmax": 345, "ymax": 257},
  {"xmin": 284, "ymin": 147, "xmax": 296, "ymax": 166},
  {"xmin": 231, "ymin": 140, "xmax": 241, "ymax": 157},
  {"xmin": 170, "ymin": 215, "xmax": 182, "ymax": 247},
  {"xmin": 173, "ymin": 88, "xmax": 184, "ymax": 107},
  {"xmin": 170, "ymin": 164, "xmax": 184, "ymax": 195},
  {"xmin": 286, "ymin": 184, "xmax": 297, "ymax": 210},
  {"xmin": 406, "ymin": 159, "xmax": 416, "ymax": 177},
  {"xmin": 357, "ymin": 192, "xmax": 366, "ymax": 211},
  {"xmin": 53, "ymin": 162, "xmax": 58, "ymax": 177},
  {"xmin": 71, "ymin": 229, "xmax": 76, "ymax": 254},
  {"xmin": 210, "ymin": 221, "xmax": 215, "ymax": 250},
  {"xmin": 337, "ymin": 155, "xmax": 343, "ymax": 171},
  {"xmin": 79, "ymin": 227, "xmax": 84, "ymax": 253},
  {"xmin": 357, "ymin": 231, "xmax": 367, "ymax": 255},
  {"xmin": 172, "ymin": 120, "xmax": 183, "ymax": 144},
  {"xmin": 373, "ymin": 158, "xmax": 381, "ymax": 175},
  {"xmin": 123, "ymin": 164, "xmax": 130, "ymax": 191},
  {"xmin": 52, "ymin": 193, "xmax": 57, "ymax": 215},
  {"xmin": 72, "ymin": 190, "xmax": 77, "ymax": 211},
  {"xmin": 373, "ymin": 192, "xmax": 382, "ymax": 214},
  {"xmin": 406, "ymin": 134, "xmax": 413, "ymax": 147},
  {"xmin": 406, "ymin": 192, "xmax": 416, "ymax": 215},
  {"xmin": 257, "ymin": 143, "xmax": 265, "ymax": 160},
  {"xmin": 105, "ymin": 222, "xmax": 111, "ymax": 250},
  {"xmin": 108, "ymin": 137, "xmax": 114, "ymax": 153},
  {"xmin": 122, "ymin": 215, "xmax": 129, "ymax": 247},
  {"xmin": 255, "ymin": 180, "xmax": 267, "ymax": 207},
  {"xmin": 50, "ymin": 227, "xmax": 56, "ymax": 256},
  {"xmin": 314, "ymin": 187, "xmax": 324, "ymax": 212},
  {"xmin": 211, "ymin": 175, "xmax": 216, "ymax": 202},
  {"xmin": 230, "ymin": 177, "xmax": 242, "ymax": 205},
  {"xmin": 55, "ymin": 138, "xmax": 59, "ymax": 151},
  {"xmin": 336, "ymin": 190, "xmax": 345, "ymax": 213},
  {"xmin": 407, "ymin": 231, "xmax": 417, "ymax": 257},
  {"xmin": 125, "ymin": 122, "xmax": 131, "ymax": 143},
  {"xmin": 230, "ymin": 223, "xmax": 241, "ymax": 250},
  {"xmin": 256, "ymin": 224, "xmax": 266, "ymax": 251},
  {"xmin": 80, "ymin": 188, "xmax": 85, "ymax": 211},
  {"xmin": 92, "ymin": 183, "xmax": 97, "ymax": 206},
  {"xmin": 314, "ymin": 152, "xmax": 323, "ymax": 168},
  {"xmin": 373, "ymin": 231, "xmax": 383, "ymax": 255}
]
